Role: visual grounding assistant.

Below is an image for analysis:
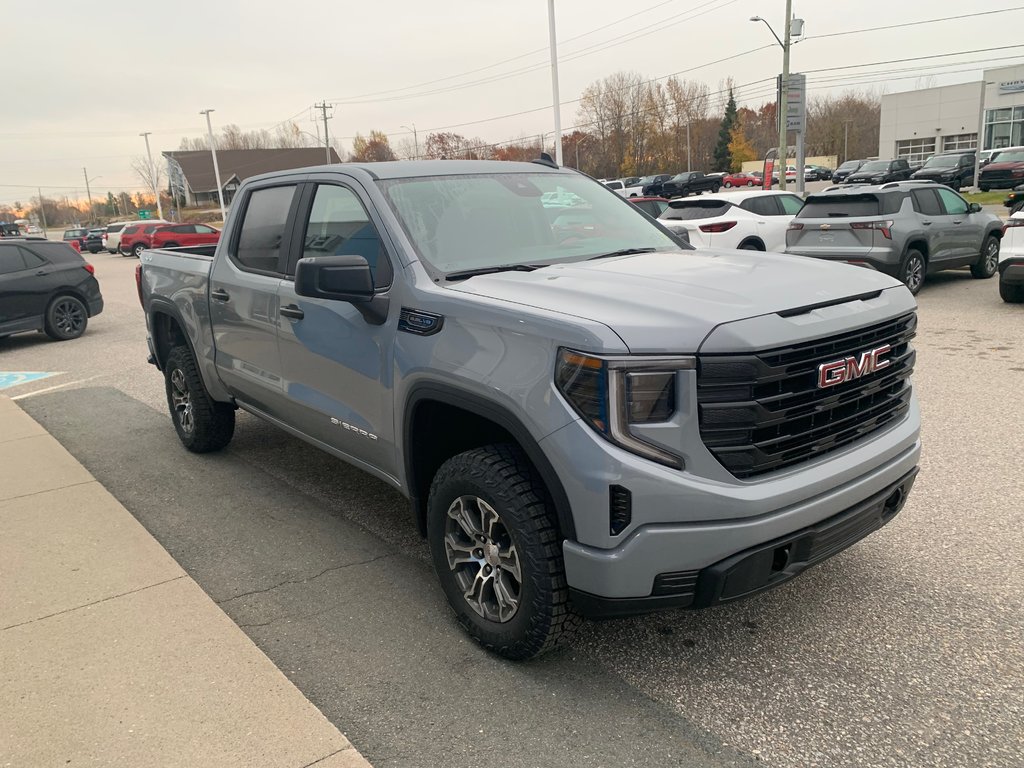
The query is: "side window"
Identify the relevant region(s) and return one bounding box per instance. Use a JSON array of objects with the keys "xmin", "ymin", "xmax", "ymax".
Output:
[
  {"xmin": 234, "ymin": 185, "xmax": 296, "ymax": 274},
  {"xmin": 301, "ymin": 184, "xmax": 393, "ymax": 288},
  {"xmin": 778, "ymin": 195, "xmax": 804, "ymax": 215},
  {"xmin": 912, "ymin": 190, "xmax": 943, "ymax": 216},
  {"xmin": 196, "ymin": 225, "xmax": 217, "ymax": 234},
  {"xmin": 745, "ymin": 196, "xmax": 779, "ymax": 216},
  {"xmin": 936, "ymin": 188, "xmax": 969, "ymax": 216},
  {"xmin": 17, "ymin": 247, "xmax": 46, "ymax": 267},
  {"xmin": 0, "ymin": 248, "xmax": 25, "ymax": 274}
]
